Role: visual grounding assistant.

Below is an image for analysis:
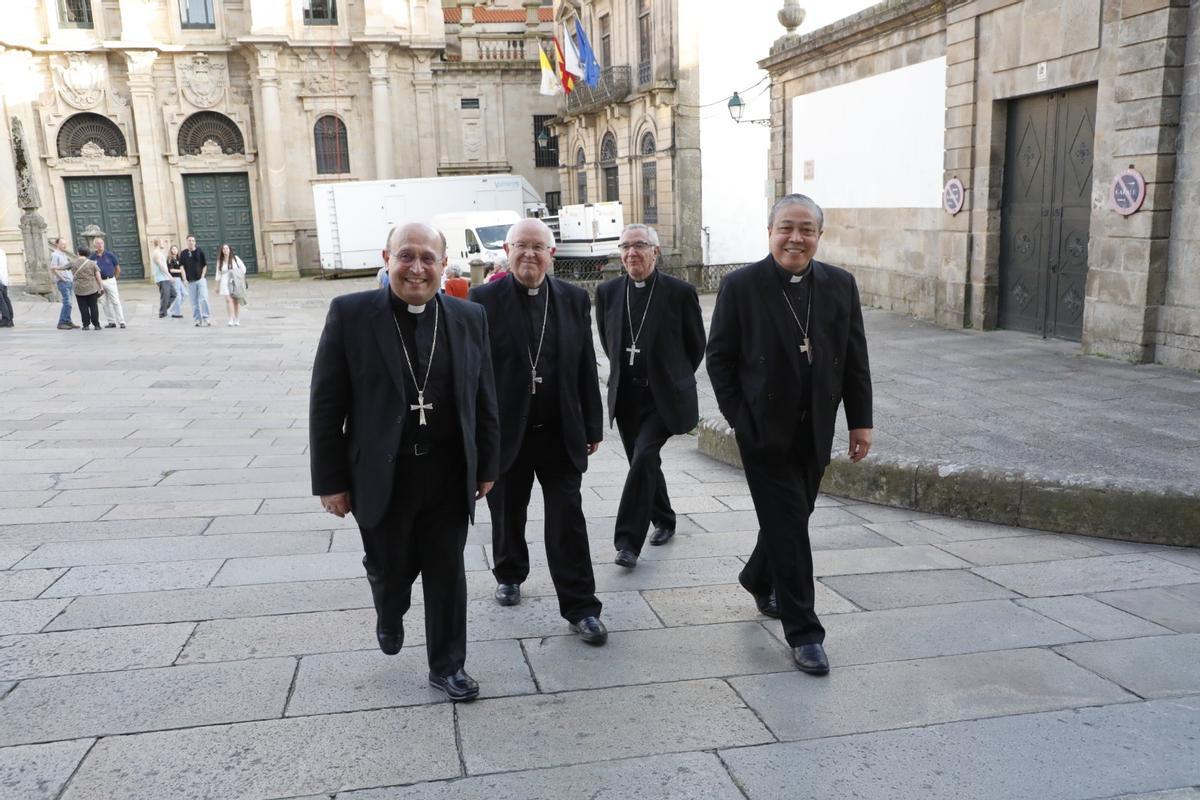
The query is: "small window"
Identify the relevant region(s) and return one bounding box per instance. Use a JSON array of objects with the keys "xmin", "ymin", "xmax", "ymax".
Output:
[
  {"xmin": 303, "ymin": 0, "xmax": 337, "ymax": 25},
  {"xmin": 58, "ymin": 0, "xmax": 93, "ymax": 28},
  {"xmin": 461, "ymin": 98, "xmax": 481, "ymax": 110},
  {"xmin": 545, "ymin": 191, "xmax": 561, "ymax": 215},
  {"xmin": 533, "ymin": 115, "xmax": 558, "ymax": 168},
  {"xmin": 465, "ymin": 230, "xmax": 481, "ymax": 254},
  {"xmin": 314, "ymin": 115, "xmax": 349, "ymax": 175},
  {"xmin": 637, "ymin": 0, "xmax": 652, "ymax": 85},
  {"xmin": 179, "ymin": 0, "xmax": 215, "ymax": 28},
  {"xmin": 641, "ymin": 133, "xmax": 658, "ymax": 225},
  {"xmin": 575, "ymin": 147, "xmax": 587, "ymax": 205},
  {"xmin": 599, "ymin": 15, "xmax": 611, "ymax": 69}
]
